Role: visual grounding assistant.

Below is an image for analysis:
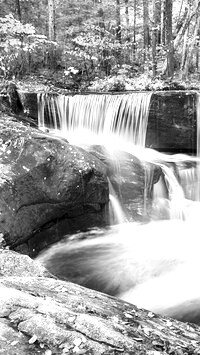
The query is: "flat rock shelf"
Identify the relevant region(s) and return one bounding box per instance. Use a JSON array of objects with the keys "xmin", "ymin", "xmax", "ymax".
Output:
[{"xmin": 1, "ymin": 274, "xmax": 200, "ymax": 355}]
